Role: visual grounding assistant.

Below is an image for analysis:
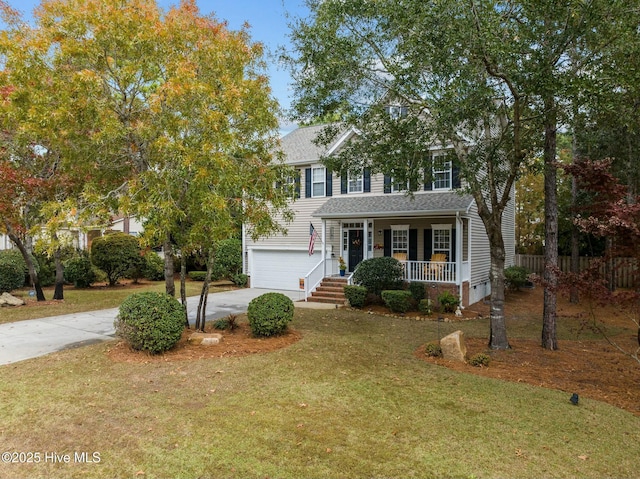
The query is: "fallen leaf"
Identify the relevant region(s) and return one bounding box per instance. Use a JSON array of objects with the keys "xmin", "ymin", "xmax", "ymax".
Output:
[{"xmin": 578, "ymin": 455, "xmax": 588, "ymax": 461}]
